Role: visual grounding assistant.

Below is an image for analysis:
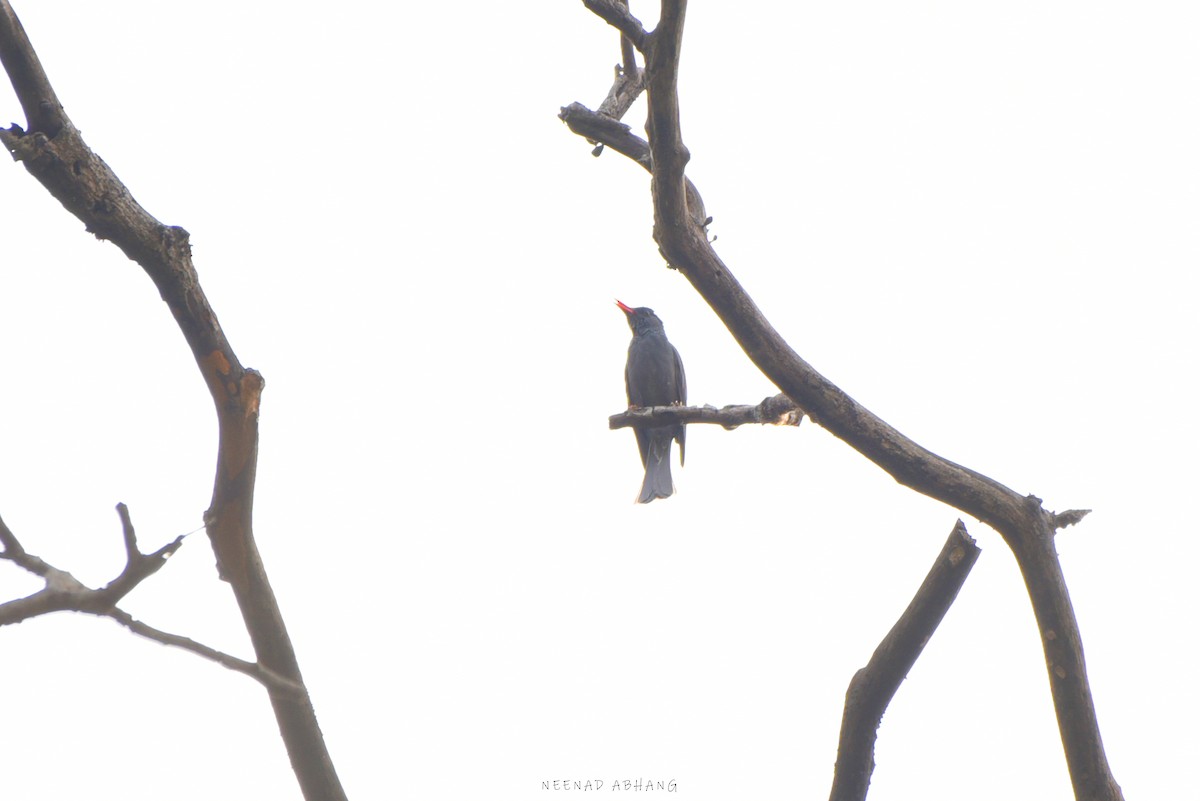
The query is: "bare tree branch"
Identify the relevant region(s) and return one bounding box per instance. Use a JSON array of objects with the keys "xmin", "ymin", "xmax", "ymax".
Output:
[
  {"xmin": 616, "ymin": 0, "xmax": 639, "ymax": 77},
  {"xmin": 594, "ymin": 0, "xmax": 646, "ymax": 127},
  {"xmin": 0, "ymin": 505, "xmax": 182, "ymax": 624},
  {"xmin": 560, "ymin": 101, "xmax": 709, "ymax": 231},
  {"xmin": 0, "ymin": 512, "xmax": 49, "ymax": 576},
  {"xmin": 1, "ymin": 508, "xmax": 302, "ymax": 697},
  {"xmin": 582, "ymin": 0, "xmax": 648, "ymax": 51},
  {"xmin": 0, "ymin": 3, "xmax": 345, "ymax": 799},
  {"xmin": 105, "ymin": 608, "xmax": 305, "ymax": 697},
  {"xmin": 566, "ymin": 3, "xmax": 1124, "ymax": 799},
  {"xmin": 0, "ymin": 0, "xmax": 63, "ymax": 134},
  {"xmin": 561, "ymin": 101, "xmax": 651, "ymax": 167},
  {"xmin": 829, "ymin": 521, "xmax": 981, "ymax": 801},
  {"xmin": 95, "ymin": 504, "xmax": 187, "ymax": 609},
  {"xmin": 609, "ymin": 394, "xmax": 803, "ymax": 431},
  {"xmin": 595, "ymin": 62, "xmax": 645, "ymax": 131}
]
